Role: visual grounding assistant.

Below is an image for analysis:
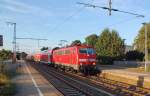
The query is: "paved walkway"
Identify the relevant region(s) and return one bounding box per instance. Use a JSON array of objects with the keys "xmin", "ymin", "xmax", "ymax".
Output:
[
  {"xmin": 98, "ymin": 65, "xmax": 150, "ymax": 78},
  {"xmin": 13, "ymin": 61, "xmax": 63, "ymax": 96},
  {"xmin": 97, "ymin": 65, "xmax": 150, "ymax": 89}
]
